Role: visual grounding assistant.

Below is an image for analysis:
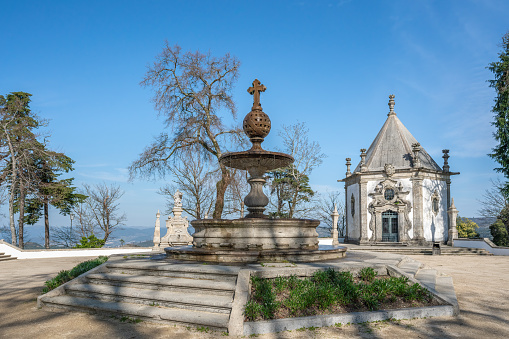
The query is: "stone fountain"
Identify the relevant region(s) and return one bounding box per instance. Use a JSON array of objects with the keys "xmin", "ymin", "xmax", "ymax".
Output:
[{"xmin": 165, "ymin": 79, "xmax": 346, "ymax": 263}]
